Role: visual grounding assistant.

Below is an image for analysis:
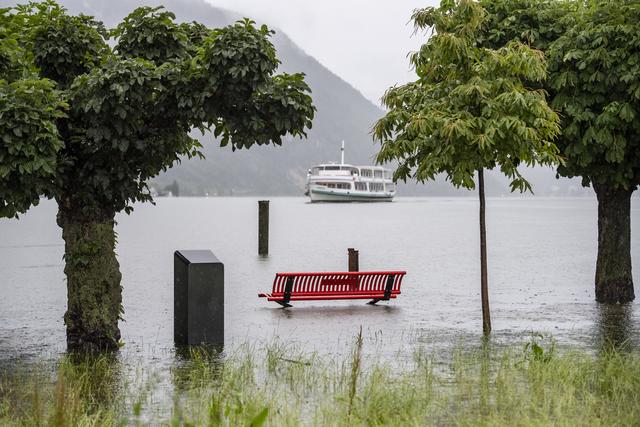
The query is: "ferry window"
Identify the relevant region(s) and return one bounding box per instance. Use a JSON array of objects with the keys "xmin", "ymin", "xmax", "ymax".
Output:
[
  {"xmin": 355, "ymin": 182, "xmax": 367, "ymax": 191},
  {"xmin": 360, "ymin": 169, "xmax": 372, "ymax": 177},
  {"xmin": 343, "ymin": 167, "xmax": 357, "ymax": 175},
  {"xmin": 370, "ymin": 183, "xmax": 383, "ymax": 192},
  {"xmin": 325, "ymin": 166, "xmax": 340, "ymax": 171},
  {"xmin": 319, "ymin": 182, "xmax": 349, "ymax": 189},
  {"xmin": 374, "ymin": 170, "xmax": 383, "ymax": 178}
]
